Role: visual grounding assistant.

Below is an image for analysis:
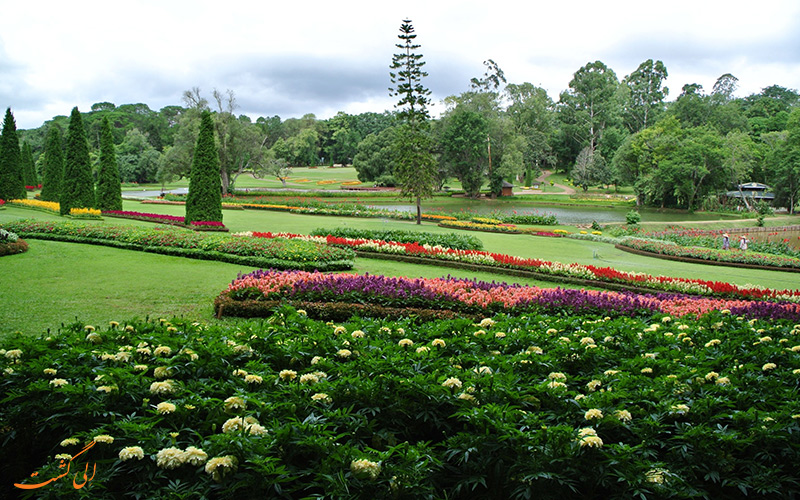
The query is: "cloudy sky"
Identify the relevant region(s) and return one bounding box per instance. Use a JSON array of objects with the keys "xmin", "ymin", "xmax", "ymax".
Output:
[{"xmin": 2, "ymin": 0, "xmax": 799, "ymax": 129}]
